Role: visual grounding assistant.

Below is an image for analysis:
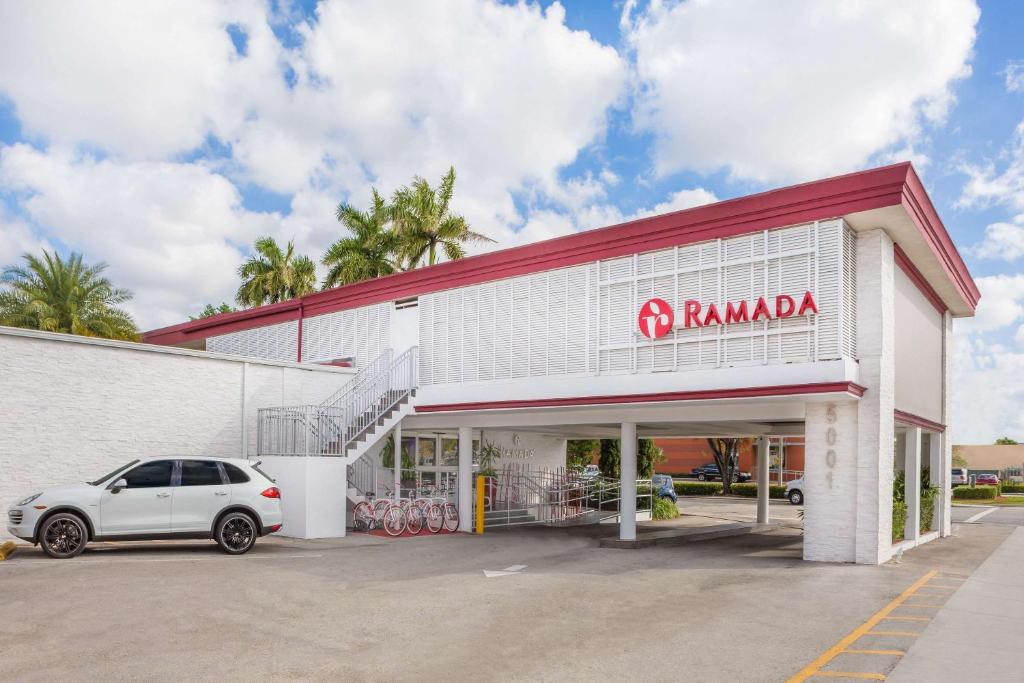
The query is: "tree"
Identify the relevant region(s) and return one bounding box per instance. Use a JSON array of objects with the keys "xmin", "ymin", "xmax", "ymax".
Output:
[
  {"xmin": 0, "ymin": 250, "xmax": 138, "ymax": 340},
  {"xmin": 995, "ymin": 437, "xmax": 1019, "ymax": 445},
  {"xmin": 190, "ymin": 302, "xmax": 236, "ymax": 320},
  {"xmin": 952, "ymin": 445, "xmax": 968, "ymax": 469},
  {"xmin": 567, "ymin": 439, "xmax": 599, "ymax": 471},
  {"xmin": 638, "ymin": 439, "xmax": 665, "ymax": 479},
  {"xmin": 235, "ymin": 237, "xmax": 316, "ymax": 308},
  {"xmin": 390, "ymin": 166, "xmax": 493, "ymax": 267},
  {"xmin": 598, "ymin": 439, "xmax": 620, "ymax": 479},
  {"xmin": 595, "ymin": 438, "xmax": 664, "ymax": 479},
  {"xmin": 322, "ymin": 189, "xmax": 400, "ymax": 289},
  {"xmin": 707, "ymin": 437, "xmax": 747, "ymax": 494}
]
